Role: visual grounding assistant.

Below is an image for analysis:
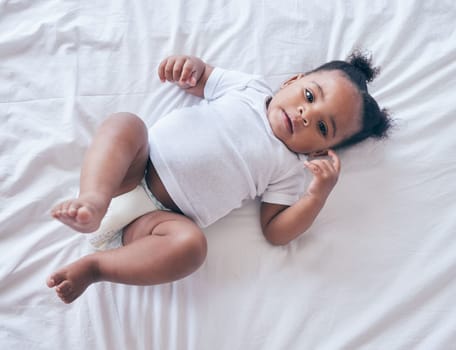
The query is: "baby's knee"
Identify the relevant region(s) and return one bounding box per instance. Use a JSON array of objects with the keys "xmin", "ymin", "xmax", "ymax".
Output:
[
  {"xmin": 100, "ymin": 112, "xmax": 148, "ymax": 145},
  {"xmin": 102, "ymin": 112, "xmax": 146, "ymax": 133},
  {"xmin": 177, "ymin": 226, "xmax": 207, "ymax": 268},
  {"xmin": 108, "ymin": 111, "xmax": 141, "ymax": 123}
]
